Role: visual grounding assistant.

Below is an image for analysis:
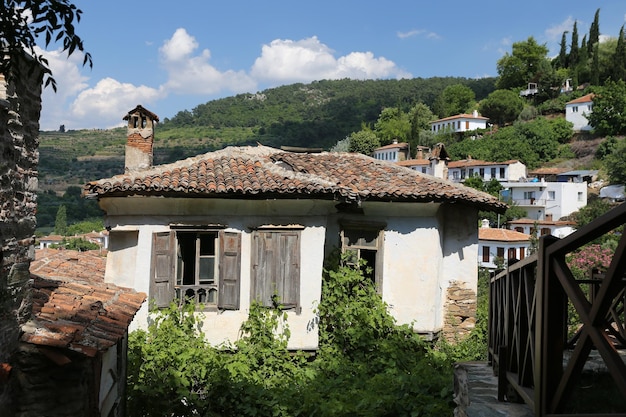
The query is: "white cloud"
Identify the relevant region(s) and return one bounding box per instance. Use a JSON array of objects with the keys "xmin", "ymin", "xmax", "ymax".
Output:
[
  {"xmin": 251, "ymin": 36, "xmax": 410, "ymax": 83},
  {"xmin": 397, "ymin": 29, "xmax": 440, "ymax": 40},
  {"xmin": 159, "ymin": 28, "xmax": 256, "ymax": 95},
  {"xmin": 545, "ymin": 16, "xmax": 576, "ymax": 42},
  {"xmin": 70, "ymin": 78, "xmax": 163, "ymax": 126}
]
